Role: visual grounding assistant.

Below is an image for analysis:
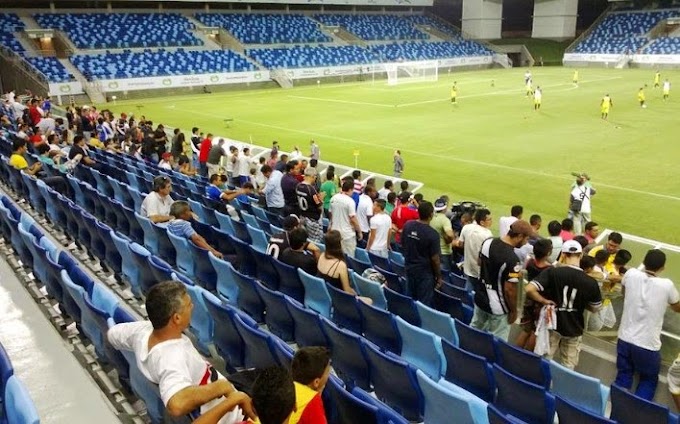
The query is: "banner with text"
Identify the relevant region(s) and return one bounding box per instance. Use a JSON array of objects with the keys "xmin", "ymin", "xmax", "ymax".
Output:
[
  {"xmin": 563, "ymin": 53, "xmax": 623, "ymax": 63},
  {"xmin": 633, "ymin": 54, "xmax": 680, "ymax": 64},
  {"xmin": 98, "ymin": 70, "xmax": 270, "ymax": 92},
  {"xmin": 48, "ymin": 81, "xmax": 84, "ymax": 96}
]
